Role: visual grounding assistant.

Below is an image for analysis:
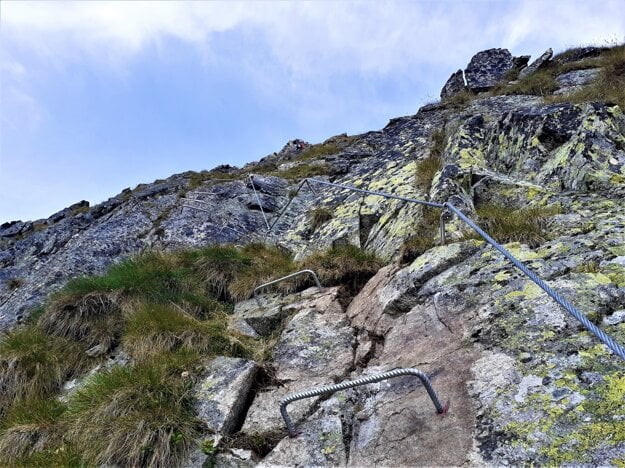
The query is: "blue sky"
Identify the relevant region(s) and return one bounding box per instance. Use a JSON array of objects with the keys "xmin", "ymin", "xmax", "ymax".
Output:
[{"xmin": 1, "ymin": 1, "xmax": 624, "ymax": 224}]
